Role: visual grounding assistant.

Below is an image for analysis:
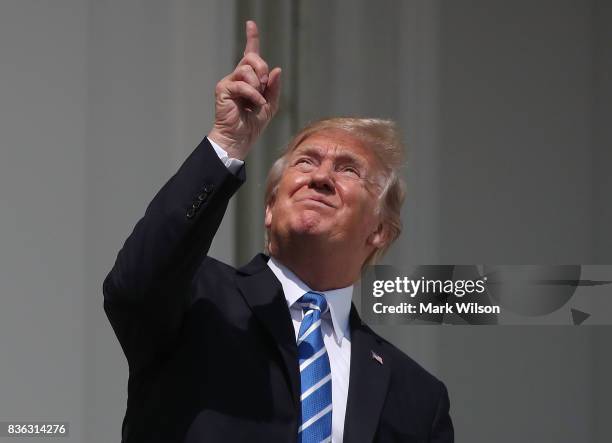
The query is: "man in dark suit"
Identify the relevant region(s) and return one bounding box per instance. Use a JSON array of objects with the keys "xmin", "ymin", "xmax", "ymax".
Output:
[{"xmin": 104, "ymin": 20, "xmax": 453, "ymax": 443}]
